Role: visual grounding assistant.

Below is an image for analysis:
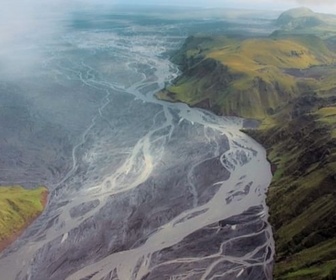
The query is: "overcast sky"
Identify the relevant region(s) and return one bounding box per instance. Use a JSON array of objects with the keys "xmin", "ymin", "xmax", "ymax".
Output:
[{"xmin": 113, "ymin": 0, "xmax": 336, "ymax": 13}]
